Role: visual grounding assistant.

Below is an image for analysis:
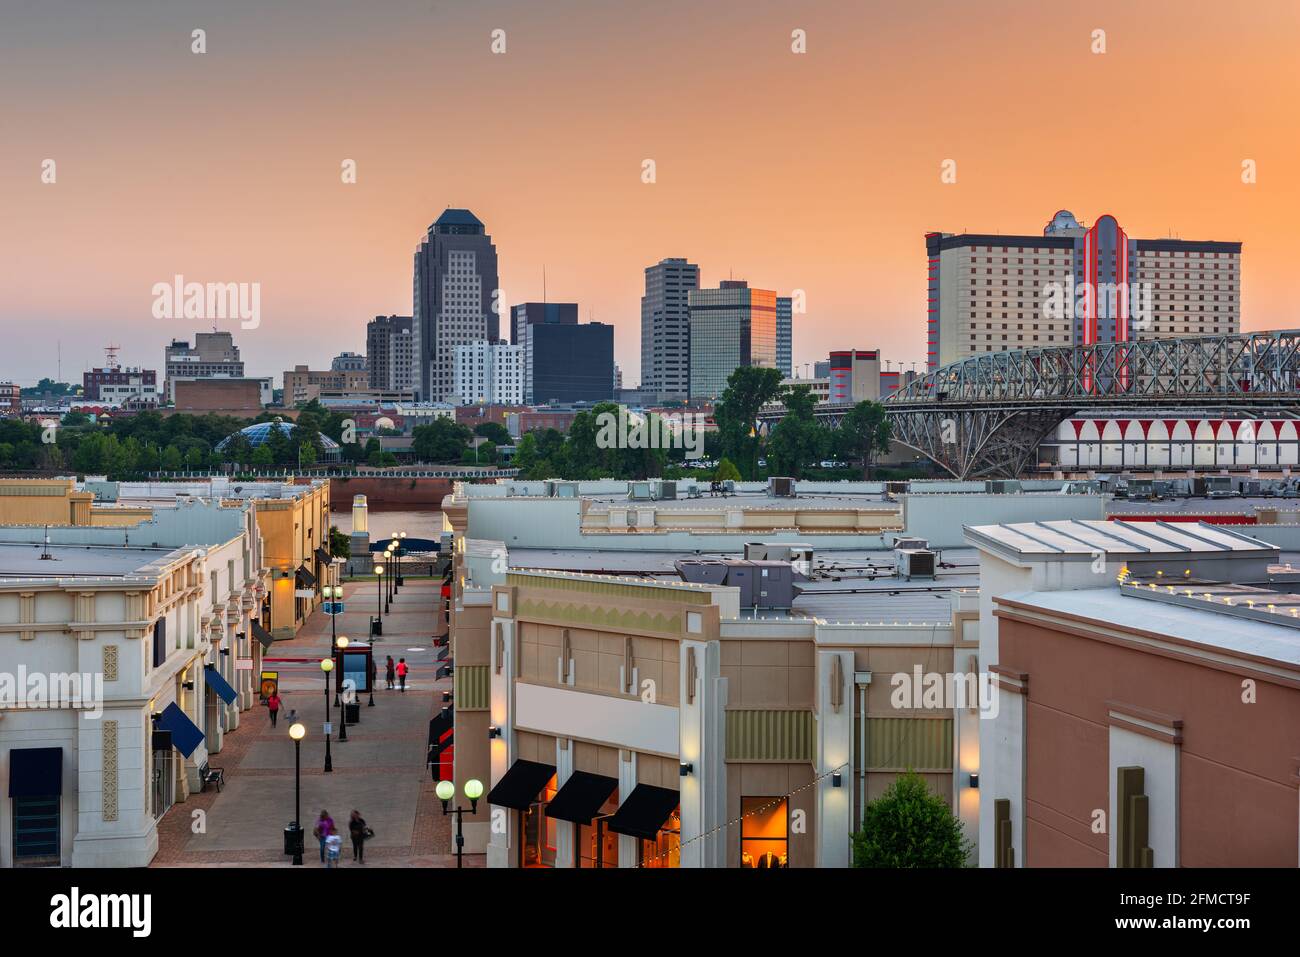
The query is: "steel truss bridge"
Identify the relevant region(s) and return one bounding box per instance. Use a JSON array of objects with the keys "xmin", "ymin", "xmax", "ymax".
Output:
[{"xmin": 770, "ymin": 332, "xmax": 1300, "ymax": 479}]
